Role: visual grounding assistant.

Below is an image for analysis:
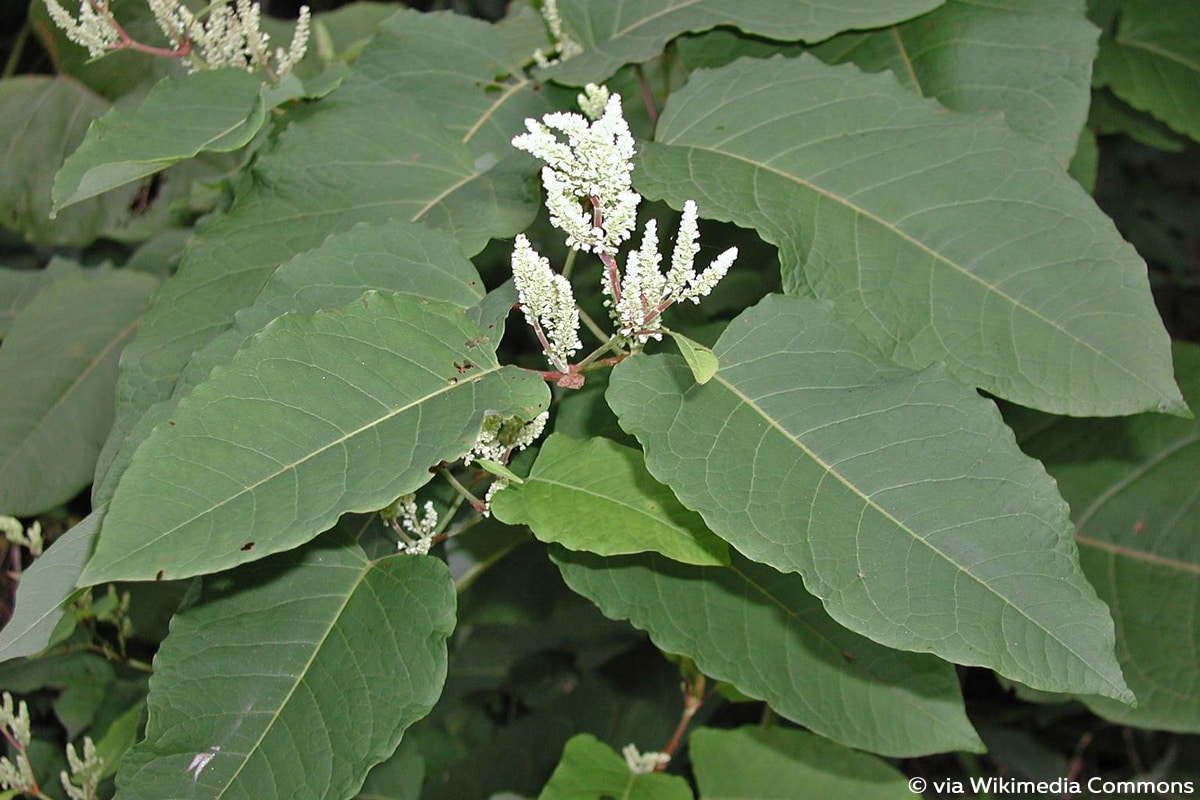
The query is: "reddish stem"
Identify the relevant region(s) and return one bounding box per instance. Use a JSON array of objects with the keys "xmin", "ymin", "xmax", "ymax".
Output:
[
  {"xmin": 635, "ymin": 64, "xmax": 659, "ymax": 129},
  {"xmin": 656, "ymin": 678, "xmax": 711, "ymax": 771},
  {"xmin": 90, "ymin": 0, "xmax": 192, "ymax": 59}
]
